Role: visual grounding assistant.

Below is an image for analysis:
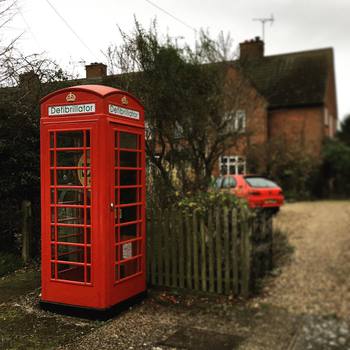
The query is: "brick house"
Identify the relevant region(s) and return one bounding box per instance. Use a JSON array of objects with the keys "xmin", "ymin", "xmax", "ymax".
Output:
[
  {"xmin": 216, "ymin": 37, "xmax": 337, "ymax": 176},
  {"xmin": 81, "ymin": 39, "xmax": 337, "ymax": 177},
  {"xmin": 10, "ymin": 38, "xmax": 337, "ymax": 179}
]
